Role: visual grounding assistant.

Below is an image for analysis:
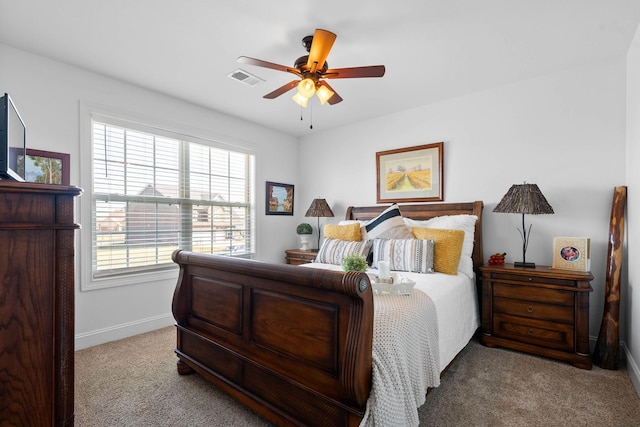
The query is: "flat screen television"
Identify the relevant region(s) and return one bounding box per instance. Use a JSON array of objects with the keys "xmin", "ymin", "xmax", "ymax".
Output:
[{"xmin": 0, "ymin": 93, "xmax": 26, "ymax": 181}]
